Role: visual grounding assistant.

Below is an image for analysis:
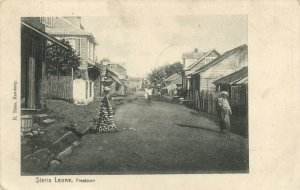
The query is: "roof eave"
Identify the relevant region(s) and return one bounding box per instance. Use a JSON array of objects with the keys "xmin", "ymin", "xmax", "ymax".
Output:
[{"xmin": 22, "ymin": 22, "xmax": 70, "ymax": 50}]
